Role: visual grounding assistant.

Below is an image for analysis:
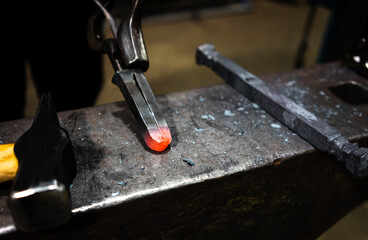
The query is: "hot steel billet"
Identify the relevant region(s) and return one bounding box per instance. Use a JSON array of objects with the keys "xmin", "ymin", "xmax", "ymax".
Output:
[{"xmin": 196, "ymin": 43, "xmax": 368, "ymax": 177}]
